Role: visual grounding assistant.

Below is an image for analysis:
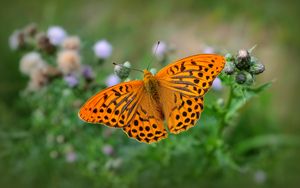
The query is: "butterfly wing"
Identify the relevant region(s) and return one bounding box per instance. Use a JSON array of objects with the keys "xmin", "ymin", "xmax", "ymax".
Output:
[
  {"xmin": 78, "ymin": 81, "xmax": 145, "ymax": 127},
  {"xmin": 79, "ymin": 80, "xmax": 168, "ymax": 143},
  {"xmin": 155, "ymin": 54, "xmax": 225, "ymax": 133},
  {"xmin": 122, "ymin": 92, "xmax": 168, "ymax": 143}
]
